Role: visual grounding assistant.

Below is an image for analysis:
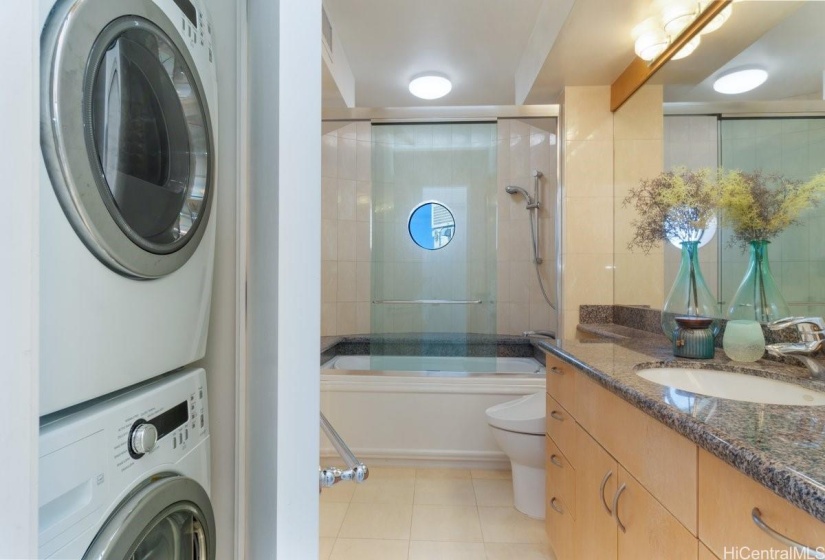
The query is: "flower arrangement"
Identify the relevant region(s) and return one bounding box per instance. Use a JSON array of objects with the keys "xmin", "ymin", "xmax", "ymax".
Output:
[
  {"xmin": 717, "ymin": 169, "xmax": 825, "ymax": 248},
  {"xmin": 622, "ymin": 167, "xmax": 718, "ymax": 253}
]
